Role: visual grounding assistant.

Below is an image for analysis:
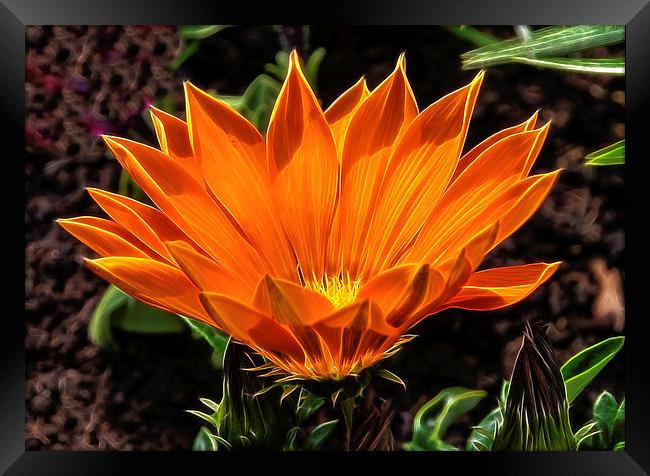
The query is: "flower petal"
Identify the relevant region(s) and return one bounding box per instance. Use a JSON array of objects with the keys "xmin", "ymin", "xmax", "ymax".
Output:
[
  {"xmin": 491, "ymin": 170, "xmax": 561, "ymax": 249},
  {"xmin": 443, "ymin": 262, "xmax": 561, "ymax": 310},
  {"xmin": 184, "ymin": 82, "xmax": 297, "ymax": 280},
  {"xmin": 402, "ymin": 125, "xmax": 550, "ymax": 265},
  {"xmin": 357, "ymin": 263, "xmax": 445, "ymax": 328},
  {"xmin": 420, "ymin": 171, "xmax": 560, "ymax": 266},
  {"xmin": 363, "ymin": 72, "xmax": 484, "ymax": 277},
  {"xmin": 252, "ymin": 275, "xmax": 335, "ymax": 373},
  {"xmin": 87, "ymin": 187, "xmax": 201, "ymax": 263},
  {"xmin": 267, "ymin": 51, "xmax": 339, "ymax": 279},
  {"xmin": 149, "ymin": 106, "xmax": 194, "ymax": 160},
  {"xmin": 165, "ymin": 240, "xmax": 252, "ymax": 303},
  {"xmin": 324, "ymin": 77, "xmax": 370, "ymax": 158},
  {"xmin": 253, "ymin": 275, "xmax": 334, "ymax": 326},
  {"xmin": 85, "ymin": 256, "xmax": 213, "ymax": 325},
  {"xmin": 199, "ymin": 292, "xmax": 305, "ymax": 363},
  {"xmin": 406, "ymin": 248, "xmax": 474, "ymax": 329},
  {"xmin": 333, "ymin": 54, "xmax": 419, "ymax": 277},
  {"xmin": 451, "ymin": 111, "xmax": 539, "ymax": 183},
  {"xmin": 102, "ymin": 135, "xmax": 265, "ymax": 286},
  {"xmin": 57, "ymin": 216, "xmax": 152, "ymax": 259}
]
